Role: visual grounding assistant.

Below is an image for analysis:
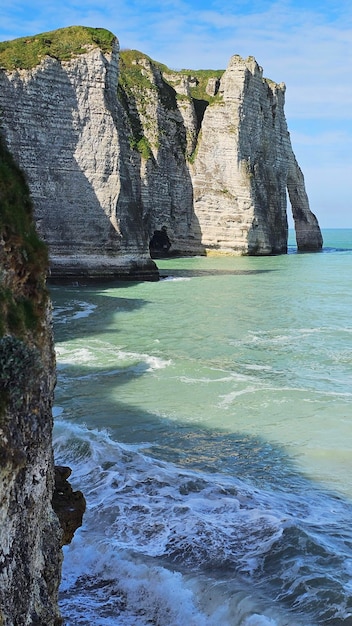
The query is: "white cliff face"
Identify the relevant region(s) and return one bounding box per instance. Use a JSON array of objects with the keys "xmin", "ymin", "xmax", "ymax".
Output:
[
  {"xmin": 189, "ymin": 60, "xmax": 256, "ymax": 253},
  {"xmin": 120, "ymin": 50, "xmax": 322, "ymax": 257},
  {"xmin": 0, "ymin": 29, "xmax": 322, "ymax": 276},
  {"xmin": 119, "ymin": 56, "xmax": 203, "ymax": 255},
  {"xmin": 190, "ymin": 55, "xmax": 322, "ymax": 254},
  {"xmin": 0, "ymin": 39, "xmax": 158, "ymax": 279}
]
